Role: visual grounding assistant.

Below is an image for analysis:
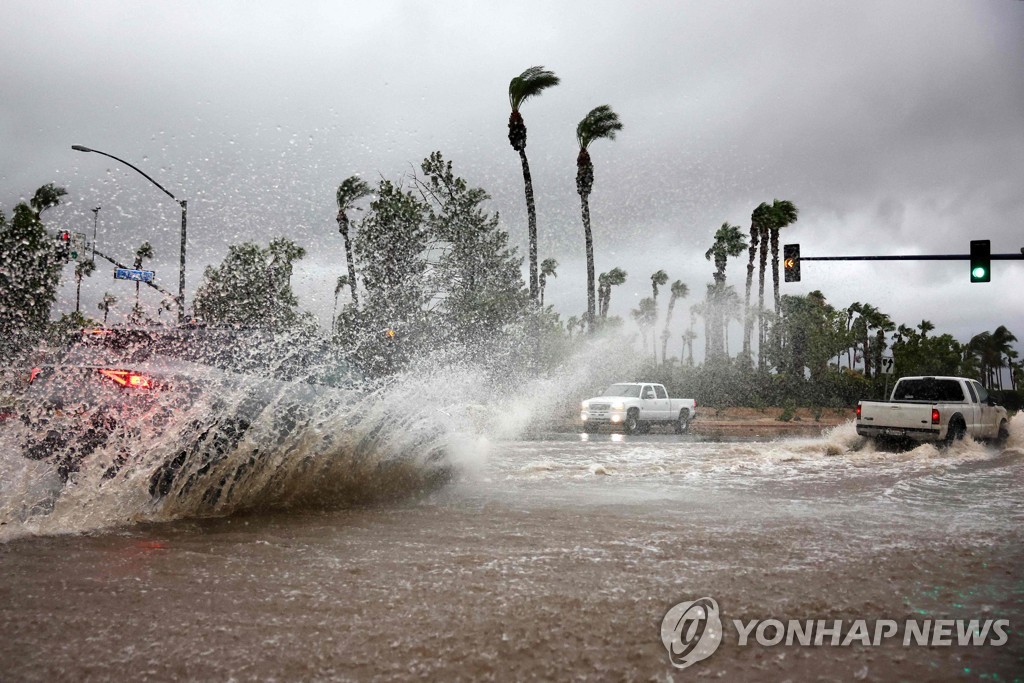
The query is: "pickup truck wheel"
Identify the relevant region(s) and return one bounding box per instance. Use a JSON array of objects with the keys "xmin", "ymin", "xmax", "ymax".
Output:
[
  {"xmin": 623, "ymin": 410, "xmax": 640, "ymax": 435},
  {"xmin": 675, "ymin": 410, "xmax": 691, "ymax": 434},
  {"xmin": 996, "ymin": 419, "xmax": 1009, "ymax": 446},
  {"xmin": 945, "ymin": 416, "xmax": 967, "ymax": 444}
]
